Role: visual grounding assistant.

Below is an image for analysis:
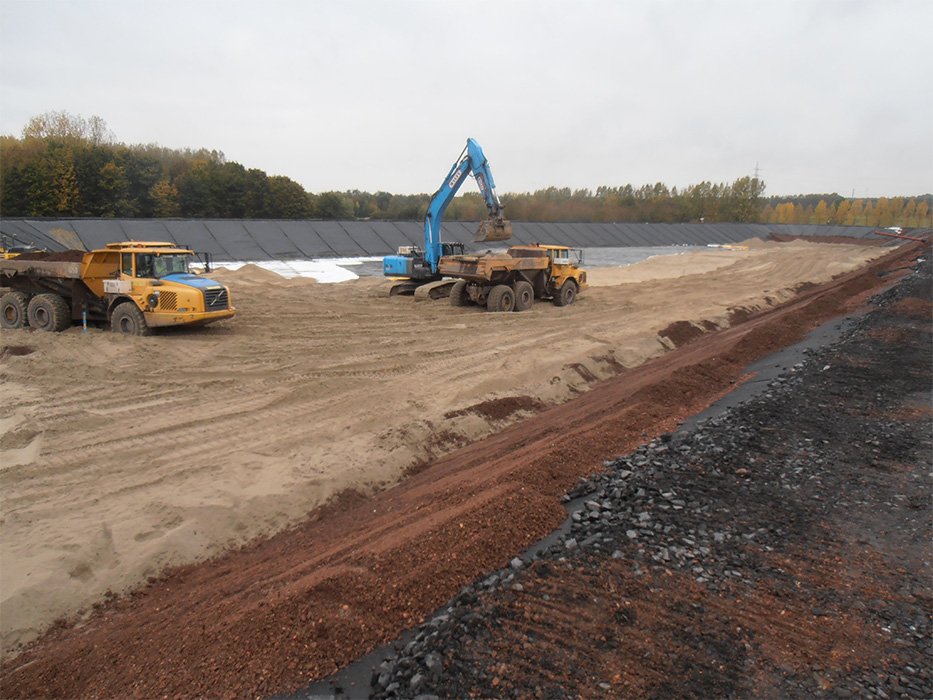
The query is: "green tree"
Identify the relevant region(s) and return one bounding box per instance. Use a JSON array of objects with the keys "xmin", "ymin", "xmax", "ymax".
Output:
[
  {"xmin": 728, "ymin": 176, "xmax": 765, "ymax": 223},
  {"xmin": 176, "ymin": 163, "xmax": 215, "ymax": 217},
  {"xmin": 315, "ymin": 191, "xmax": 351, "ymax": 219},
  {"xmin": 96, "ymin": 161, "xmax": 132, "ymax": 216},
  {"xmin": 268, "ymin": 176, "xmax": 313, "ymax": 218},
  {"xmin": 122, "ymin": 150, "xmax": 162, "ymax": 216}
]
